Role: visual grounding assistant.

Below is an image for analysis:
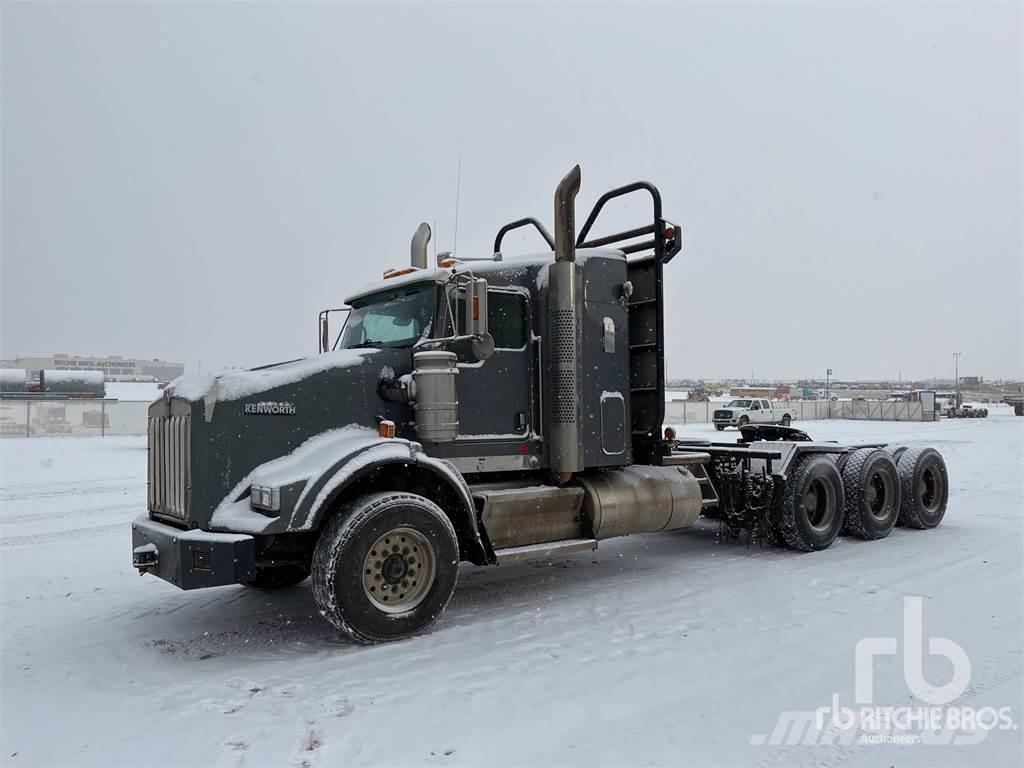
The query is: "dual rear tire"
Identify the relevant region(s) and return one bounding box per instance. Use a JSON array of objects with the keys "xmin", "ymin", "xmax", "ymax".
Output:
[
  {"xmin": 777, "ymin": 446, "xmax": 947, "ymax": 551},
  {"xmin": 838, "ymin": 448, "xmax": 900, "ymax": 540},
  {"xmin": 777, "ymin": 456, "xmax": 845, "ymax": 551},
  {"xmin": 891, "ymin": 447, "xmax": 948, "ymax": 529}
]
